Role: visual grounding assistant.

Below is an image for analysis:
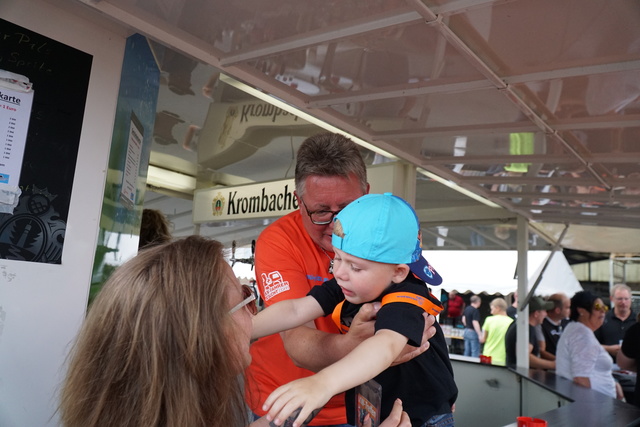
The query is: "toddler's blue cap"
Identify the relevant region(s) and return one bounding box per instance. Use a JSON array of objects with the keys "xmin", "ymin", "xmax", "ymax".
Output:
[{"xmin": 332, "ymin": 193, "xmax": 442, "ymax": 285}]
